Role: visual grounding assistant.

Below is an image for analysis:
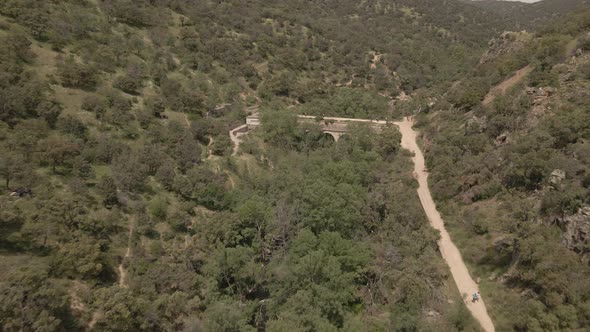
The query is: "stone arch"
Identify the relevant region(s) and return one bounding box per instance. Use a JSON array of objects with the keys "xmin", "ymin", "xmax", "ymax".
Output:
[{"xmin": 322, "ymin": 131, "xmax": 339, "ymax": 142}]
